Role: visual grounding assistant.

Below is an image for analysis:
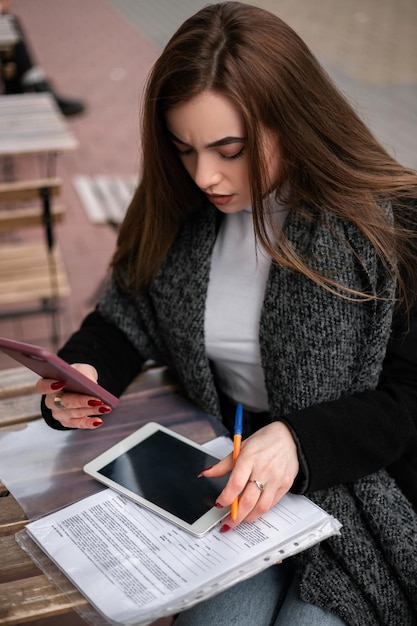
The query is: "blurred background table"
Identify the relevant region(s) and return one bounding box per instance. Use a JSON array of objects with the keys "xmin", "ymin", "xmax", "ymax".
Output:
[{"xmin": 0, "ymin": 92, "xmax": 78, "ymax": 159}]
